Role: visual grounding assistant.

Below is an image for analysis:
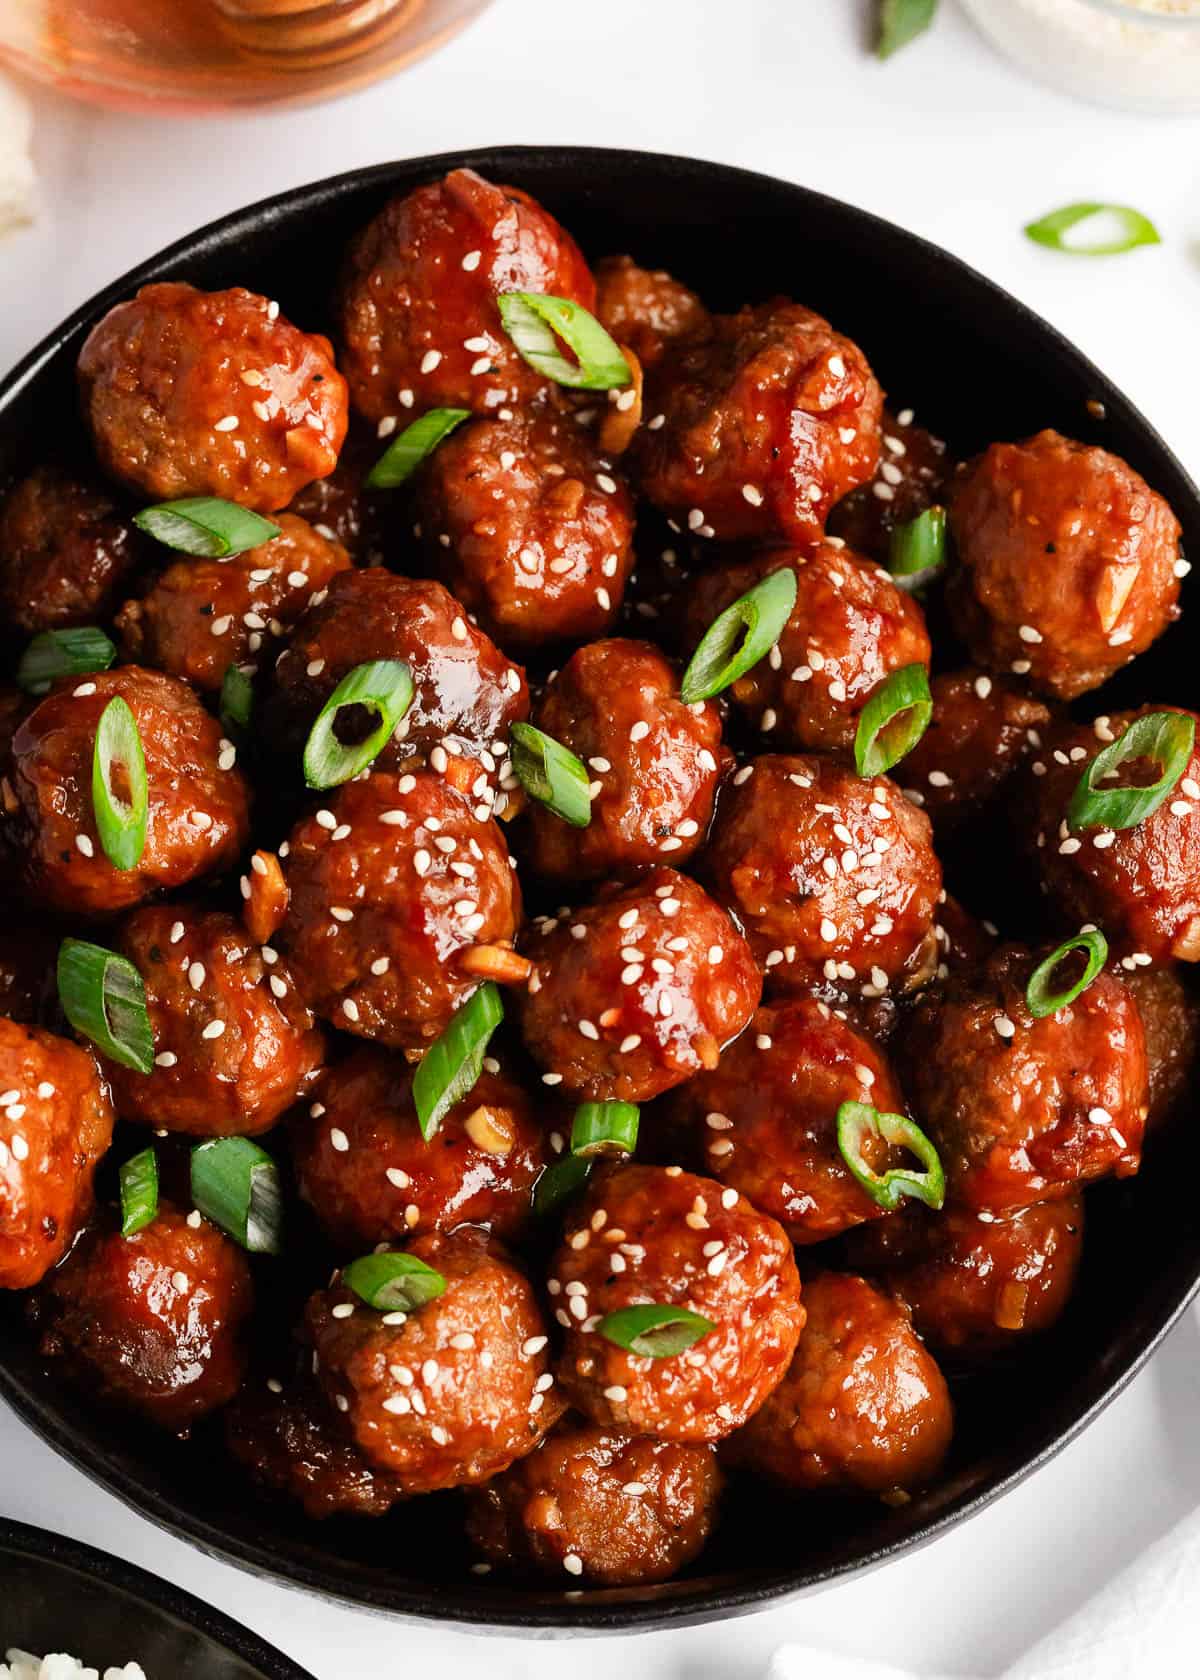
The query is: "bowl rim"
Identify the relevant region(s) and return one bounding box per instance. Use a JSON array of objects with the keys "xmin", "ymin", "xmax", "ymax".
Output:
[{"xmin": 0, "ymin": 143, "xmax": 1197, "ymax": 1634}]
